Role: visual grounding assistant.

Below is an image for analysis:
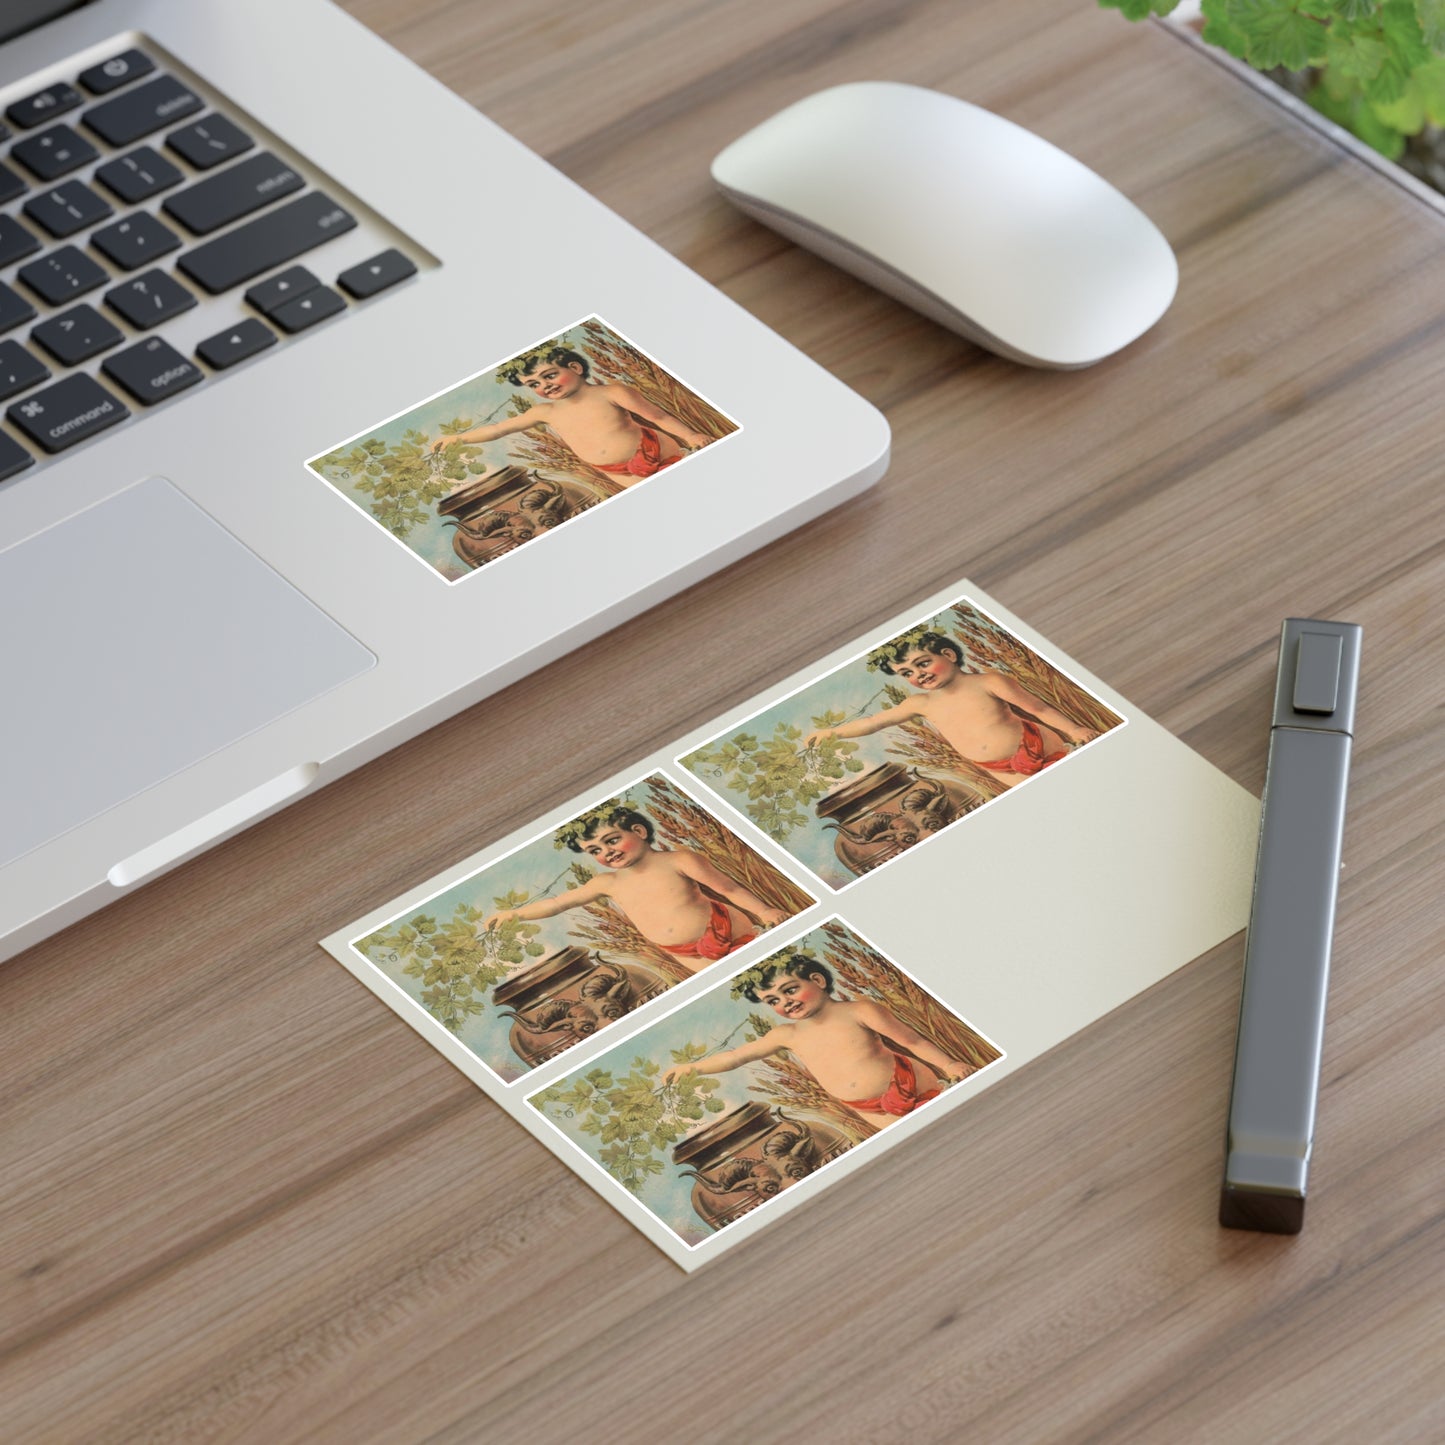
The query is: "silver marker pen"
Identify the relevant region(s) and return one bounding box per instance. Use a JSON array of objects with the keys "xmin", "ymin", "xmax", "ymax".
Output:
[{"xmin": 1220, "ymin": 618, "xmax": 1362, "ymax": 1234}]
